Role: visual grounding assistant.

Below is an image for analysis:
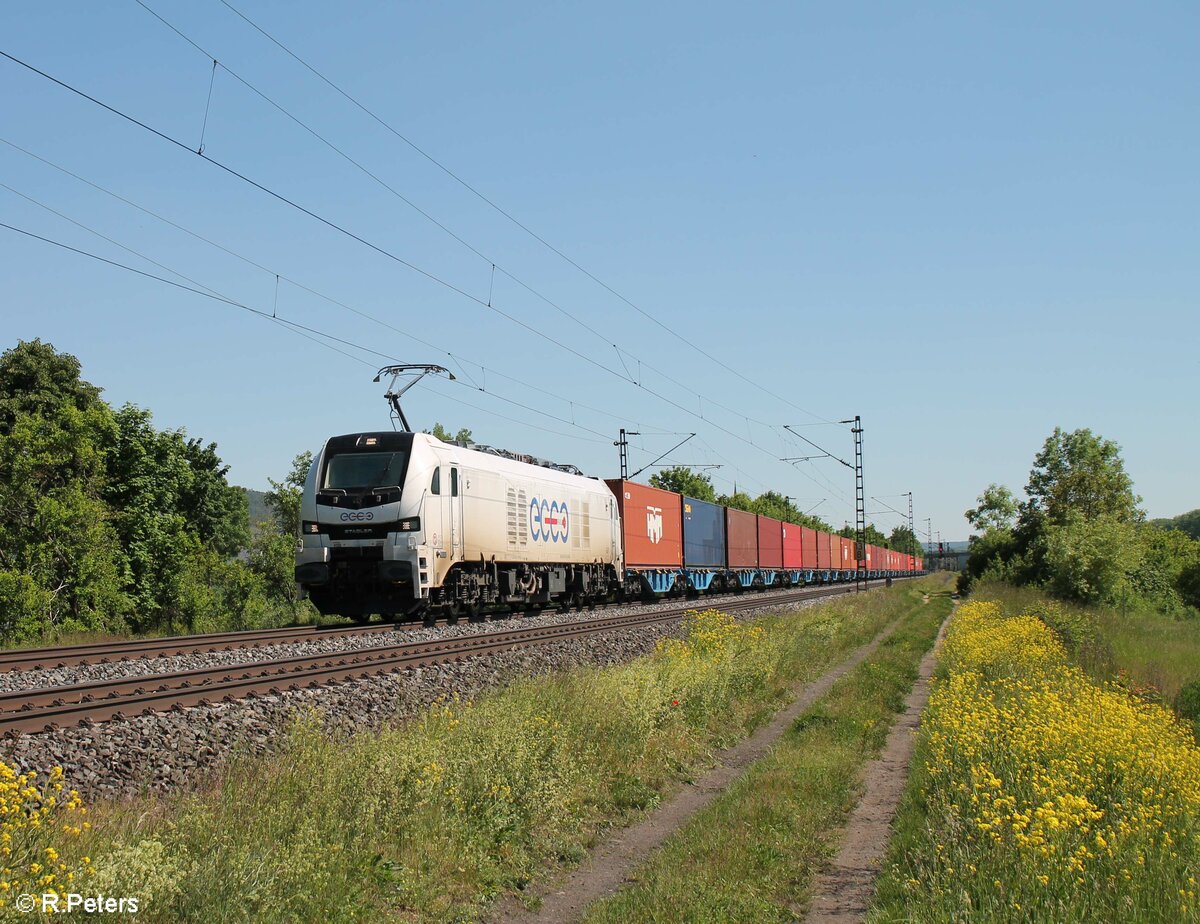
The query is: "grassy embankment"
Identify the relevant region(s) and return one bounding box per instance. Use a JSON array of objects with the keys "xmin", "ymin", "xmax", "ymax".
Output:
[
  {"xmin": 870, "ymin": 592, "xmax": 1200, "ymax": 924},
  {"xmin": 581, "ymin": 578, "xmax": 954, "ymax": 923},
  {"xmin": 22, "ymin": 578, "xmax": 942, "ymax": 923}
]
